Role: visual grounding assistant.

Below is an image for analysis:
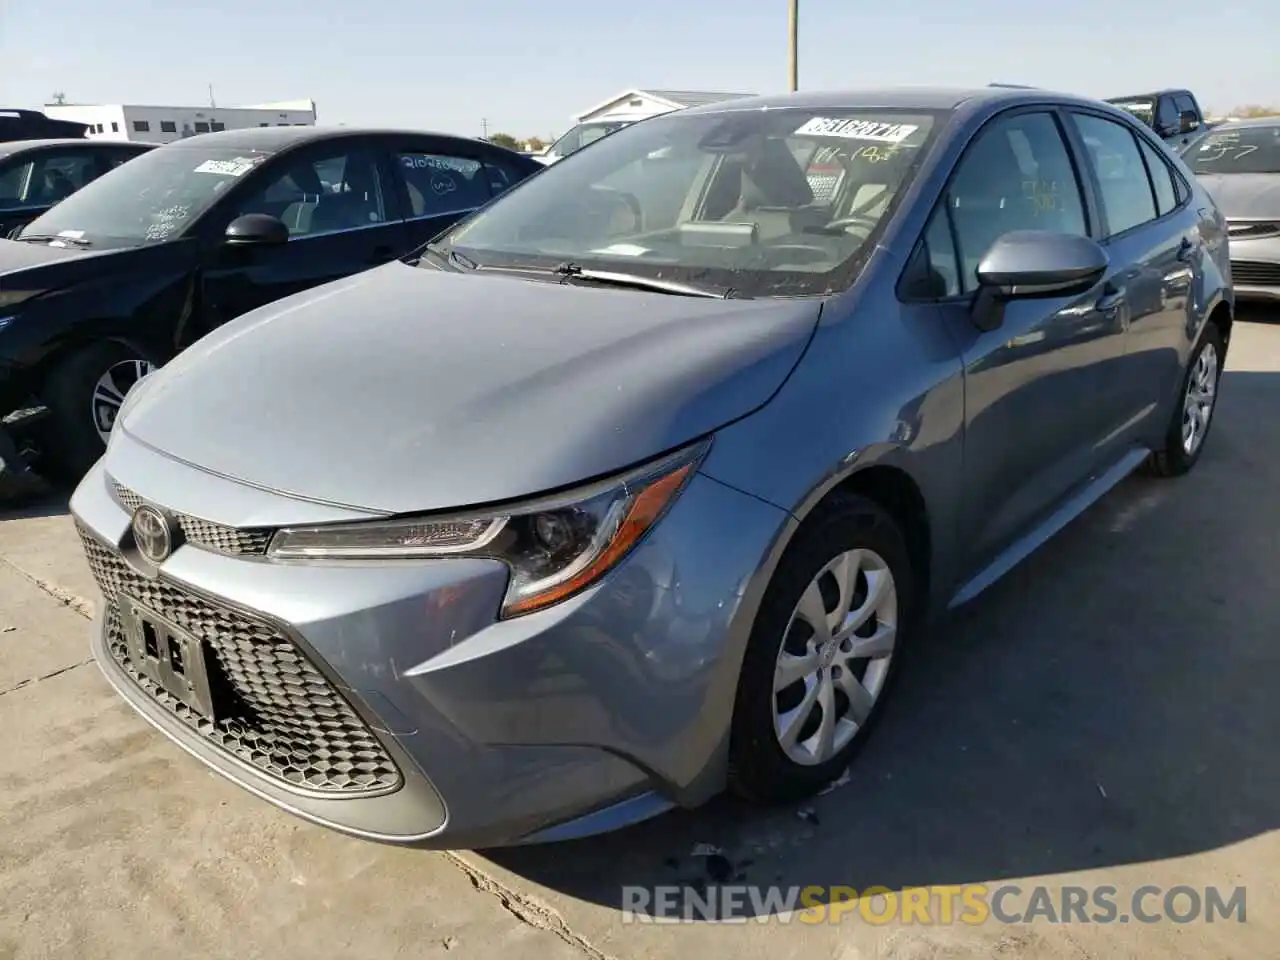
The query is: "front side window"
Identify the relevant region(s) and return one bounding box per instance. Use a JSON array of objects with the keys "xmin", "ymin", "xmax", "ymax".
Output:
[
  {"xmin": 396, "ymin": 153, "xmax": 490, "ymax": 217},
  {"xmin": 18, "ymin": 144, "xmax": 273, "ymax": 245},
  {"xmin": 946, "ymin": 111, "xmax": 1087, "ymax": 291},
  {"xmin": 1184, "ymin": 124, "xmax": 1280, "ymax": 175},
  {"xmin": 437, "ymin": 107, "xmax": 942, "ymax": 298},
  {"xmin": 1155, "ymin": 97, "xmax": 1179, "ymax": 131},
  {"xmin": 12, "ymin": 150, "xmax": 107, "ymax": 207},
  {"xmin": 1072, "ymin": 113, "xmax": 1157, "ymax": 236},
  {"xmin": 233, "ymin": 147, "xmax": 387, "ymax": 238}
]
